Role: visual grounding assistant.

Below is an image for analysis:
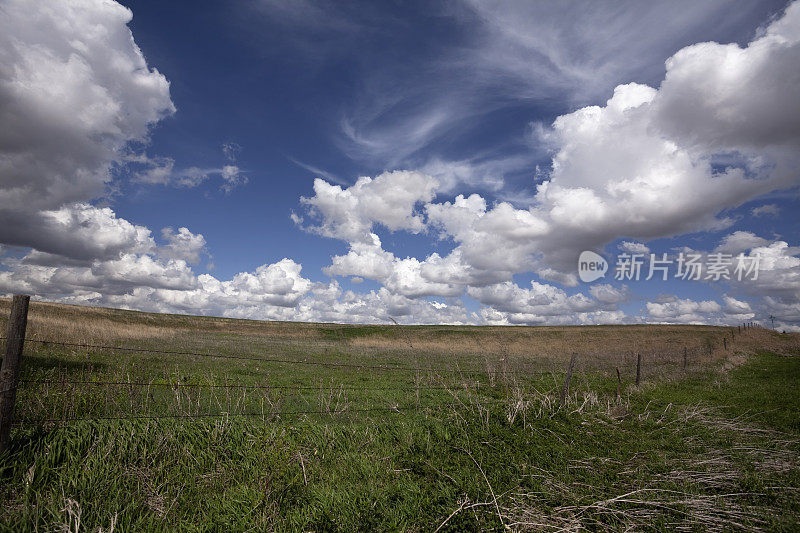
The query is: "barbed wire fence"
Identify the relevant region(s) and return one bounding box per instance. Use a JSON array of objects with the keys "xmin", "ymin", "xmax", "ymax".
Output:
[{"xmin": 0, "ymin": 295, "xmax": 763, "ymax": 452}]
